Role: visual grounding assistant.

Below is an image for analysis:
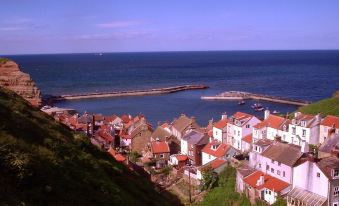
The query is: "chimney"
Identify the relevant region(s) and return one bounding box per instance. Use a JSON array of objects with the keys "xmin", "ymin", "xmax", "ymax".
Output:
[
  {"xmin": 294, "ymin": 112, "xmax": 301, "ymax": 118},
  {"xmin": 315, "ymin": 113, "xmax": 322, "ymax": 123},
  {"xmin": 256, "ymin": 175, "xmax": 264, "ymax": 186},
  {"xmin": 221, "ymin": 112, "xmax": 227, "ymax": 120},
  {"xmin": 264, "ymin": 110, "xmax": 270, "ymax": 120}
]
